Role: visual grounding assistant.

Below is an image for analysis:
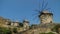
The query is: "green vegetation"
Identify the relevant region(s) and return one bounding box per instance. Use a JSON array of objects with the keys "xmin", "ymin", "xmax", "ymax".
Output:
[
  {"xmin": 0, "ymin": 27, "xmax": 12, "ymax": 34},
  {"xmin": 13, "ymin": 27, "xmax": 17, "ymax": 33},
  {"xmin": 40, "ymin": 32, "xmax": 54, "ymax": 34},
  {"xmin": 47, "ymin": 32, "xmax": 55, "ymax": 34},
  {"xmin": 19, "ymin": 23, "xmax": 23, "ymax": 27},
  {"xmin": 52, "ymin": 24, "xmax": 60, "ymax": 33}
]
